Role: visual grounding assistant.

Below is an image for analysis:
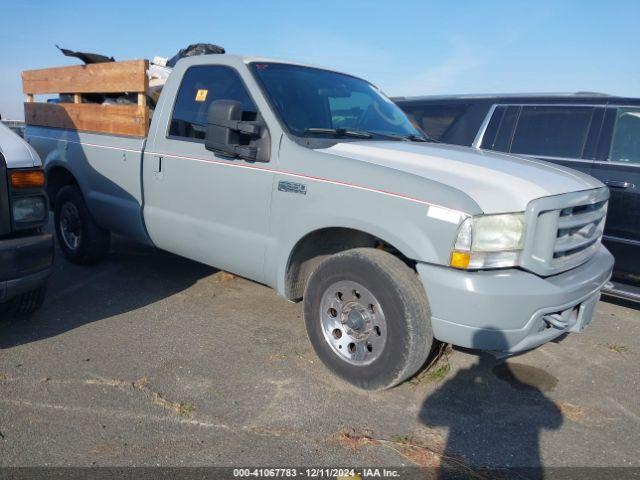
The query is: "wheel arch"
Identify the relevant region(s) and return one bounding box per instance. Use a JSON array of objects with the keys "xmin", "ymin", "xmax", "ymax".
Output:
[
  {"xmin": 45, "ymin": 164, "xmax": 78, "ymax": 209},
  {"xmin": 280, "ymin": 224, "xmax": 429, "ymax": 302}
]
